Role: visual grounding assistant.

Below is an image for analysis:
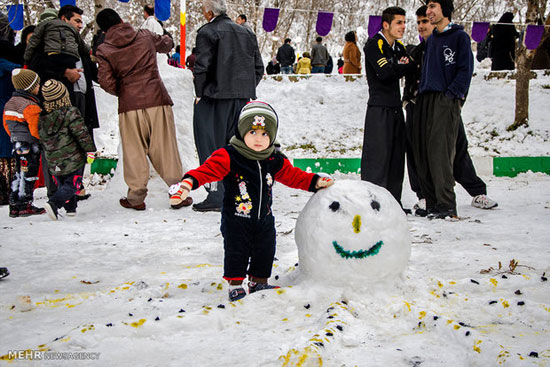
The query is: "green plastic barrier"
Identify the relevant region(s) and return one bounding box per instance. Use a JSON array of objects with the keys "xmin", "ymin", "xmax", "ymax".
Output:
[
  {"xmin": 292, "ymin": 158, "xmax": 361, "ymax": 174},
  {"xmin": 493, "ymin": 157, "xmax": 550, "ymax": 177},
  {"xmin": 90, "ymin": 158, "xmax": 118, "ymax": 176}
]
